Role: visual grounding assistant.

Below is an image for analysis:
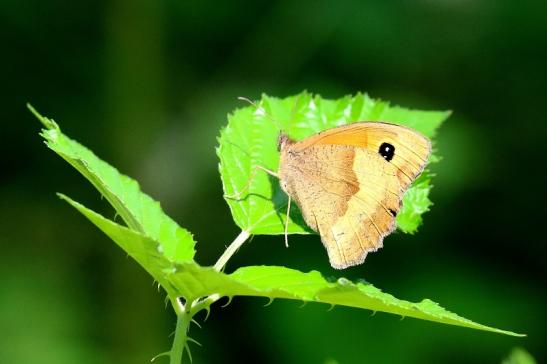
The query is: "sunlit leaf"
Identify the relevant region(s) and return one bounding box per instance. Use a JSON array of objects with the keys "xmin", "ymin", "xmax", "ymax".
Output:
[
  {"xmin": 30, "ymin": 105, "xmax": 195, "ymax": 263},
  {"xmin": 59, "ymin": 195, "xmax": 521, "ymax": 336},
  {"xmin": 58, "ymin": 194, "xmax": 179, "ymax": 296},
  {"xmin": 217, "ymin": 92, "xmax": 449, "ymax": 235},
  {"xmin": 167, "ymin": 264, "xmax": 521, "ymax": 336}
]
